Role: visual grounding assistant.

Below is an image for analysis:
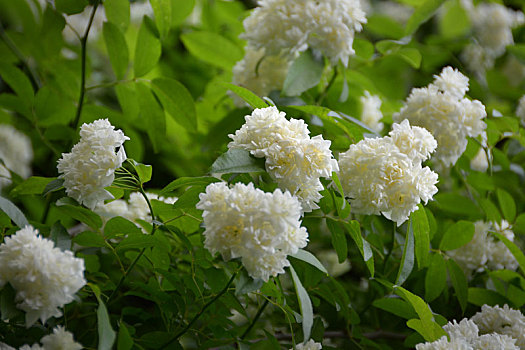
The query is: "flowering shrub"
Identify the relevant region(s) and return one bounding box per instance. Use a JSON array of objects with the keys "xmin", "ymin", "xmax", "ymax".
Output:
[{"xmin": 0, "ymin": 0, "xmax": 524, "ymax": 349}]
